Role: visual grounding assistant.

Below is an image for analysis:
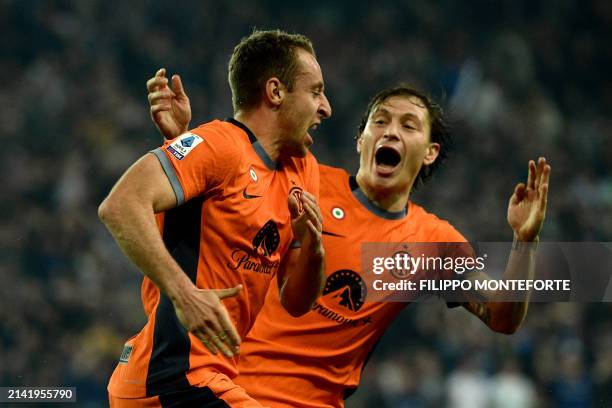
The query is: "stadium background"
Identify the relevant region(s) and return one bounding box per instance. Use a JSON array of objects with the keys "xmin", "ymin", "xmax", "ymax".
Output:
[{"xmin": 1, "ymin": 0, "xmax": 611, "ymax": 406}]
